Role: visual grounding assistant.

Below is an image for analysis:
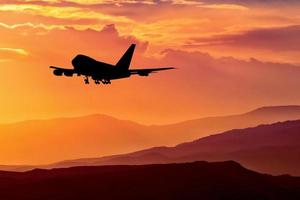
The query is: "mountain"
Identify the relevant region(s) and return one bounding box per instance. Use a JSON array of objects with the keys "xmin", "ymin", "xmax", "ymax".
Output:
[
  {"xmin": 0, "ymin": 114, "xmax": 150, "ymax": 165},
  {"xmin": 1, "ymin": 161, "xmax": 300, "ymax": 200},
  {"xmin": 48, "ymin": 120, "xmax": 300, "ymax": 176},
  {"xmin": 1, "ymin": 105, "xmax": 300, "ymax": 165},
  {"xmin": 150, "ymin": 105, "xmax": 300, "ymax": 143}
]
